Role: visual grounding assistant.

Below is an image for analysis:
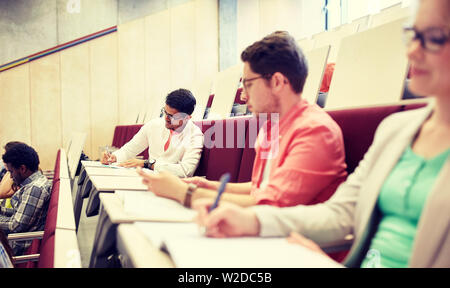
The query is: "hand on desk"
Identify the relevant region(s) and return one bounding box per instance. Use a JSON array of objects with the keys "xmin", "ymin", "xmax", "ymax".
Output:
[
  {"xmin": 137, "ymin": 168, "xmax": 188, "ymax": 203},
  {"xmin": 193, "ymin": 199, "xmax": 260, "ymax": 238},
  {"xmin": 286, "ymin": 232, "xmax": 327, "ymax": 256}
]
